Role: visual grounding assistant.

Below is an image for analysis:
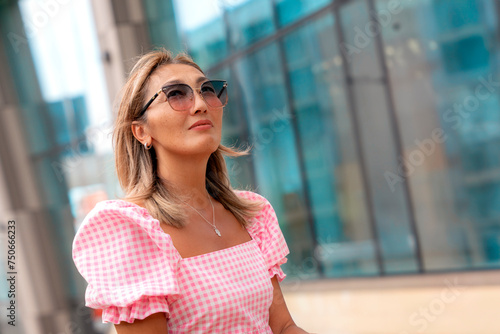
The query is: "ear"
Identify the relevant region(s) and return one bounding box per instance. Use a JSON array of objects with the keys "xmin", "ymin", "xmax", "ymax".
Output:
[{"xmin": 131, "ymin": 121, "xmax": 150, "ymax": 146}]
